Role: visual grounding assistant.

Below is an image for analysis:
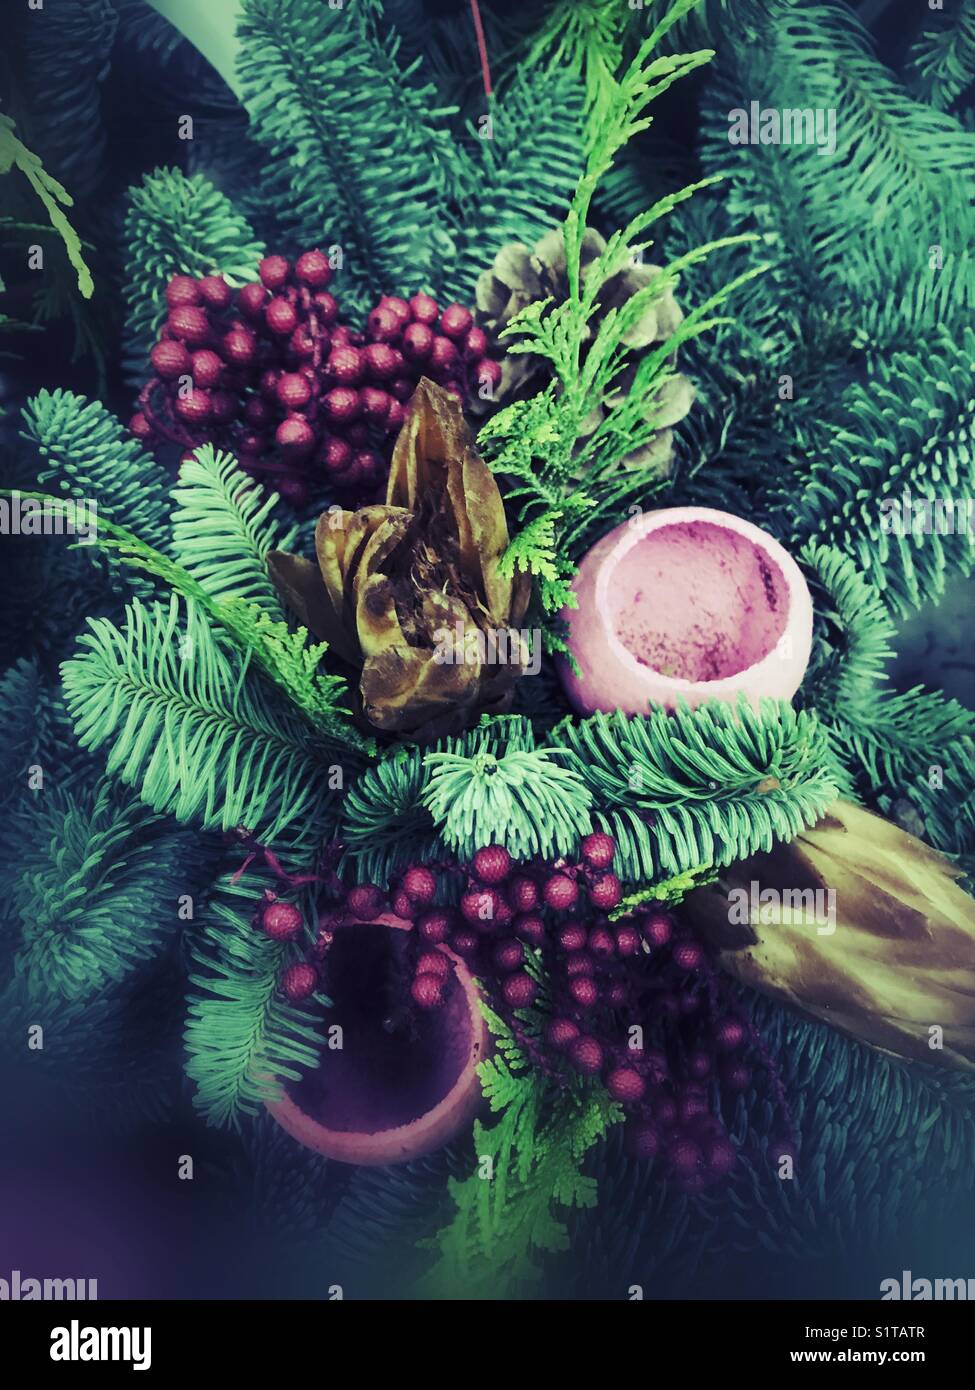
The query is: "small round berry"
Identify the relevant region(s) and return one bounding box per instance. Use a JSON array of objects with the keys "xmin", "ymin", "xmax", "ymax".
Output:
[
  {"xmin": 652, "ymin": 1093, "xmax": 678, "ymax": 1127},
  {"xmin": 295, "ymin": 249, "xmax": 332, "ymax": 288},
  {"xmin": 223, "ymin": 326, "xmax": 257, "ymax": 366},
  {"xmin": 345, "ymin": 422, "xmax": 370, "ymax": 447},
  {"xmin": 720, "ymin": 1060, "xmax": 751, "ymax": 1092},
  {"xmin": 411, "ymin": 972, "xmax": 445, "ymax": 1010},
  {"xmin": 276, "ymin": 372, "xmax": 313, "ymax": 410},
  {"xmin": 191, "ymin": 349, "xmax": 224, "ymax": 388},
  {"xmin": 439, "ymin": 303, "xmax": 473, "ymax": 340},
  {"xmin": 588, "ymin": 872, "xmax": 622, "ymax": 911},
  {"xmin": 362, "ymin": 342, "xmax": 400, "ymax": 381},
  {"xmin": 245, "ymin": 396, "xmax": 273, "ymax": 428},
  {"xmin": 129, "ymin": 411, "xmax": 151, "ymax": 440},
  {"xmin": 669, "ymin": 1137, "xmax": 703, "ymax": 1174},
  {"xmin": 259, "ymin": 901, "xmax": 304, "ymax": 941},
  {"xmin": 473, "ymin": 358, "xmax": 503, "ymax": 395},
  {"xmin": 328, "ymin": 345, "xmax": 363, "ymax": 386},
  {"xmin": 174, "ymin": 389, "xmax": 212, "ymax": 424},
  {"xmin": 417, "ymin": 909, "xmax": 453, "ymax": 945},
  {"xmin": 460, "ymin": 887, "xmax": 500, "ymax": 929},
  {"xmin": 508, "ymin": 875, "xmax": 540, "ymax": 913},
  {"xmin": 320, "ymin": 435, "xmax": 354, "ymax": 475},
  {"xmin": 312, "ymin": 291, "xmax": 339, "ymax": 325},
  {"xmin": 606, "ymin": 1068, "xmax": 647, "ymax": 1103},
  {"xmin": 209, "ymin": 390, "xmax": 238, "ymax": 424},
  {"xmin": 379, "ymin": 295, "xmax": 411, "ymax": 326},
  {"xmin": 569, "ymin": 1035, "xmax": 603, "ymax": 1075},
  {"xmin": 402, "ymin": 321, "xmax": 434, "ymax": 362},
  {"xmin": 686, "ymin": 1049, "xmax": 712, "ymax": 1081},
  {"xmin": 168, "ymin": 305, "xmax": 211, "ymax": 345},
  {"xmin": 564, "ymin": 951, "xmax": 594, "ymax": 977},
  {"xmin": 543, "ymin": 873, "xmax": 578, "ymax": 912},
  {"xmin": 493, "ymin": 938, "xmax": 524, "ymax": 973},
  {"xmin": 259, "ymin": 368, "xmax": 281, "ymax": 399},
  {"xmin": 580, "ymin": 831, "xmax": 616, "ymax": 870},
  {"xmin": 513, "ymin": 912, "xmax": 545, "ymax": 946},
  {"xmin": 588, "ymin": 926, "xmax": 615, "ymax": 959},
  {"xmin": 266, "ymin": 296, "xmax": 299, "ymax": 336},
  {"xmin": 614, "ymin": 925, "xmax": 641, "ymax": 957},
  {"xmin": 366, "ymin": 307, "xmax": 400, "ymax": 342},
  {"xmin": 281, "ymin": 962, "xmax": 317, "ymax": 1002},
  {"xmin": 714, "ymin": 1018, "xmax": 747, "ymax": 1052},
  {"xmin": 641, "ymin": 910, "xmax": 673, "ymax": 948},
  {"xmin": 415, "ymin": 949, "xmax": 450, "ymax": 980},
  {"xmin": 150, "ymin": 339, "xmax": 191, "ymax": 380},
  {"xmin": 502, "ymin": 972, "xmax": 536, "ymax": 1009},
  {"xmin": 449, "ymin": 929, "xmax": 479, "ymax": 958},
  {"xmin": 323, "ymin": 387, "xmax": 361, "ymax": 424},
  {"xmin": 628, "ymin": 1121, "xmax": 659, "ymax": 1160},
  {"xmin": 166, "ymin": 274, "xmax": 201, "ymax": 308},
  {"xmin": 471, "ymin": 844, "xmax": 511, "ymax": 886},
  {"xmin": 605, "ymin": 980, "xmax": 629, "ymax": 1007},
  {"xmin": 463, "ymin": 326, "xmax": 488, "ymax": 359},
  {"xmin": 545, "ymin": 1017, "xmax": 580, "ymax": 1052},
  {"xmin": 409, "ymin": 292, "xmax": 439, "ymax": 324},
  {"xmin": 346, "ymin": 883, "xmax": 385, "ymax": 920},
  {"xmin": 198, "ymin": 274, "xmax": 232, "ymax": 310},
  {"xmin": 557, "ymin": 921, "xmax": 587, "ymax": 953},
  {"xmin": 429, "ymin": 336, "xmax": 459, "ymax": 377},
  {"xmin": 672, "ymin": 939, "xmax": 704, "ymax": 972},
  {"xmin": 402, "ymin": 865, "xmax": 437, "ymax": 906},
  {"xmin": 238, "ymin": 282, "xmax": 269, "ymax": 319},
  {"xmin": 385, "ymin": 398, "xmax": 407, "ymax": 434},
  {"xmin": 389, "ymin": 376, "xmax": 415, "ymax": 402},
  {"xmin": 568, "ymin": 975, "xmax": 599, "ymax": 1008},
  {"xmin": 707, "ymin": 1138, "xmax": 737, "ymax": 1176},
  {"xmin": 259, "ymin": 255, "xmax": 291, "ymax": 290},
  {"xmin": 391, "ymin": 890, "xmax": 419, "ymax": 921},
  {"xmin": 276, "ymin": 416, "xmax": 316, "ymax": 457},
  {"xmin": 679, "ymin": 1089, "xmax": 710, "ymax": 1124},
  {"xmin": 360, "ymin": 387, "xmax": 391, "ymax": 422}
]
